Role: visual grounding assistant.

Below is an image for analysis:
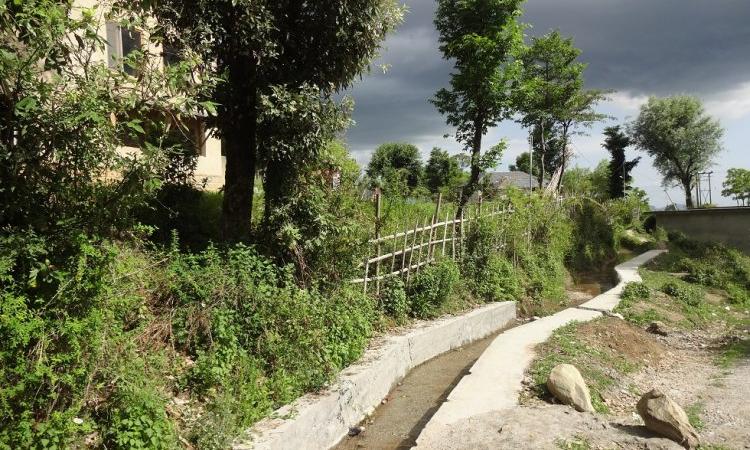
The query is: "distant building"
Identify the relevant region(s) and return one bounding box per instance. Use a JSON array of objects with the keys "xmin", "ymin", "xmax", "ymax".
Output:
[{"xmin": 484, "ymin": 171, "xmax": 541, "ymax": 191}]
